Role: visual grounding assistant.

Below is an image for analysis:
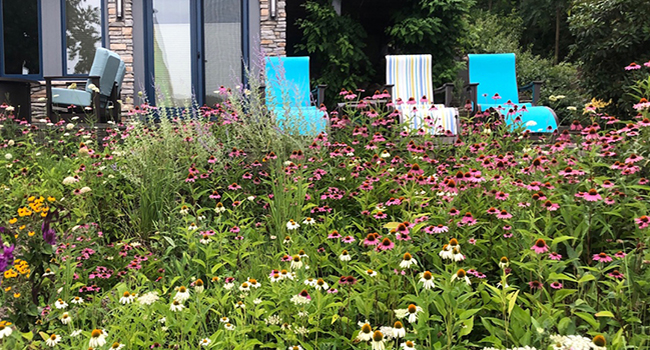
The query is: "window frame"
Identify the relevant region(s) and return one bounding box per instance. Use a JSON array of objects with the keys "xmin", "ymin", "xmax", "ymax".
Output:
[
  {"xmin": 0, "ymin": 0, "xmax": 43, "ymax": 79},
  {"xmin": 60, "ymin": 0, "xmax": 107, "ymax": 77}
]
